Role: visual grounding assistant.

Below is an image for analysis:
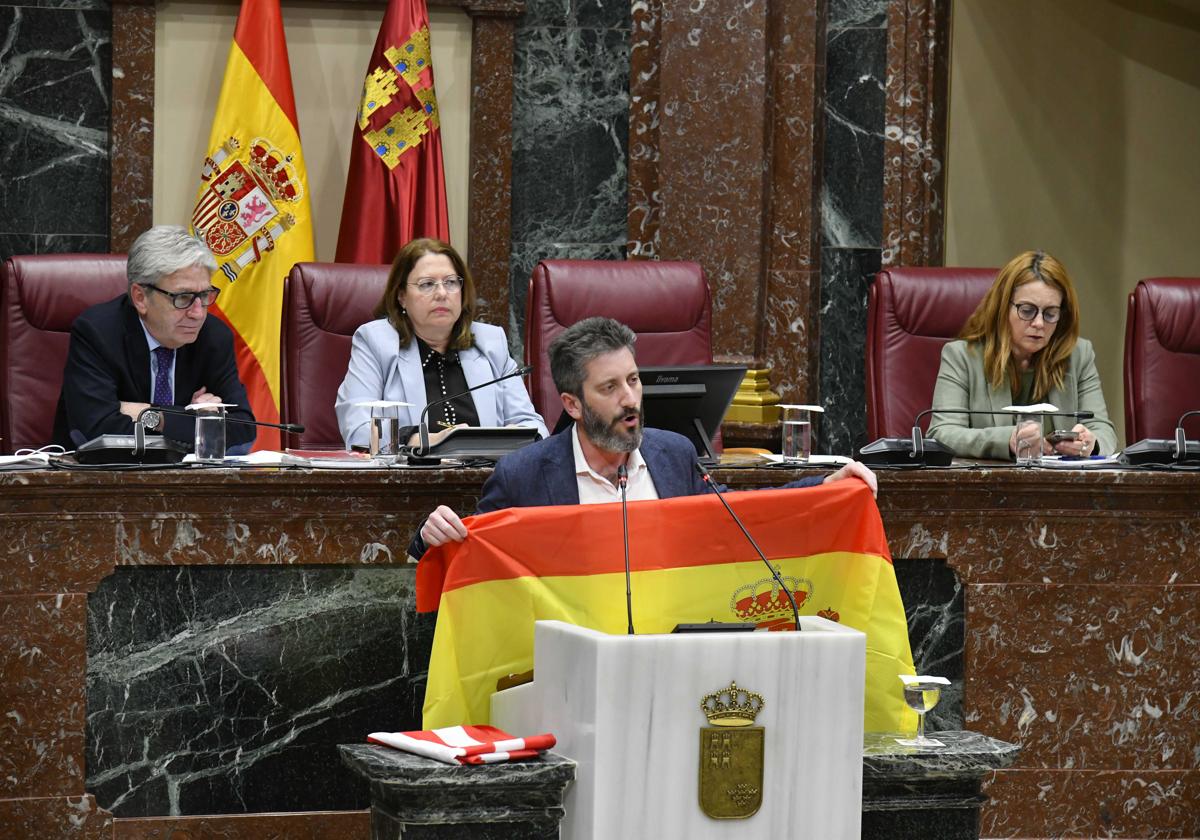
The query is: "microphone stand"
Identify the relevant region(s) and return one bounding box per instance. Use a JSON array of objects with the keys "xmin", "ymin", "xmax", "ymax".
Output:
[
  {"xmin": 909, "ymin": 407, "xmax": 1094, "ymax": 455},
  {"xmin": 135, "ymin": 405, "xmax": 306, "ymax": 436},
  {"xmin": 1121, "ymin": 409, "xmax": 1200, "ymax": 465},
  {"xmin": 412, "ymin": 364, "xmax": 533, "ymax": 464},
  {"xmin": 860, "ymin": 407, "xmax": 1094, "ymax": 466},
  {"xmin": 76, "ymin": 406, "xmax": 306, "ymax": 465},
  {"xmin": 618, "ymin": 464, "xmax": 634, "ymax": 635},
  {"xmin": 1174, "ymin": 410, "xmax": 1200, "ymax": 461},
  {"xmin": 693, "ymin": 462, "xmax": 800, "ymax": 632}
]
